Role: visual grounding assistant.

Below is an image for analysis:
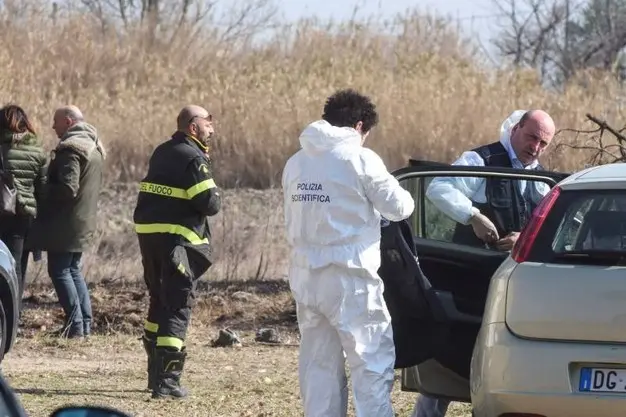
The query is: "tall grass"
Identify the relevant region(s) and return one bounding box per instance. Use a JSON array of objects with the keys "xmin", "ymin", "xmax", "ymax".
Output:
[{"xmin": 2, "ymin": 2, "xmax": 625, "ymax": 189}]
